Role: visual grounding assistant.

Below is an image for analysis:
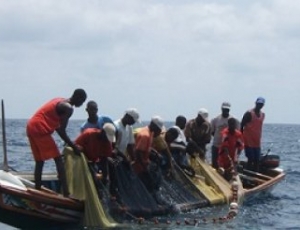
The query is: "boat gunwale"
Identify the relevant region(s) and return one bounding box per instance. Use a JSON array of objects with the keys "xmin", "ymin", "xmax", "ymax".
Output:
[{"xmin": 0, "ymin": 184, "xmax": 83, "ymax": 210}]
